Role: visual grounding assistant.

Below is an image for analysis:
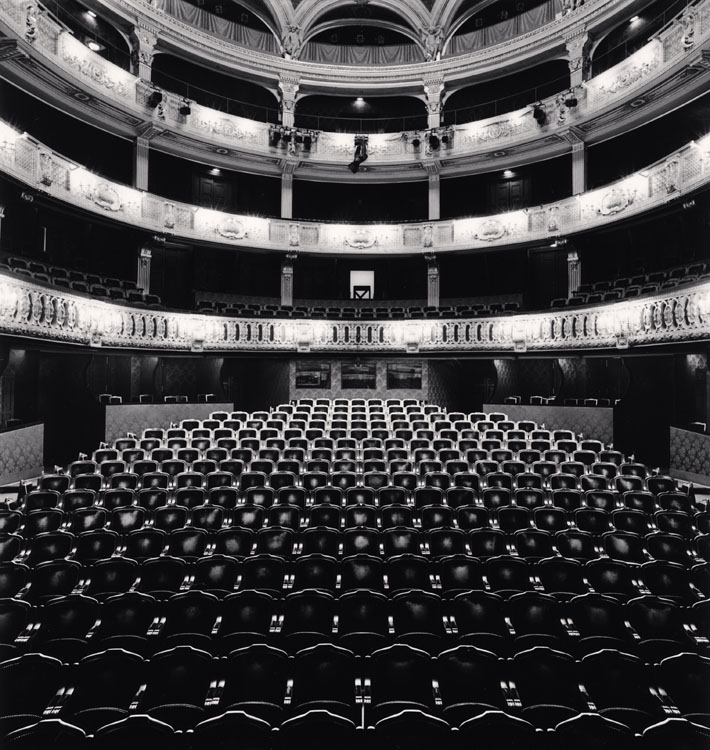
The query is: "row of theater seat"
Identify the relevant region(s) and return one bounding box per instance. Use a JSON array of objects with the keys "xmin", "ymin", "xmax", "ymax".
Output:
[
  {"xmin": 1, "ymin": 400, "xmax": 708, "ymax": 748},
  {"xmin": 0, "ymin": 257, "xmax": 163, "ymax": 308},
  {"xmin": 550, "ymin": 261, "xmax": 709, "ymax": 309},
  {"xmin": 2, "ymin": 644, "xmax": 709, "ymax": 749},
  {"xmin": 196, "ymin": 300, "xmax": 520, "ymax": 319}
]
